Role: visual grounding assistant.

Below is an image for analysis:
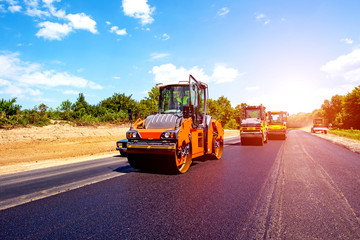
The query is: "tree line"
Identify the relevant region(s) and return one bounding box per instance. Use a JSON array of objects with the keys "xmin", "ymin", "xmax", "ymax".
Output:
[
  {"xmin": 1, "ymin": 85, "xmax": 359, "ymax": 130},
  {"xmin": 0, "ymin": 87, "xmax": 159, "ymax": 128}
]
